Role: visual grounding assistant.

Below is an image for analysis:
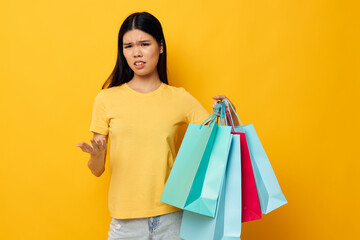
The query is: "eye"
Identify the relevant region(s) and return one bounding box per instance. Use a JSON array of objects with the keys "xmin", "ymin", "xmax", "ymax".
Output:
[
  {"xmin": 141, "ymin": 43, "xmax": 150, "ymax": 46},
  {"xmin": 124, "ymin": 45, "xmax": 132, "ymax": 49}
]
